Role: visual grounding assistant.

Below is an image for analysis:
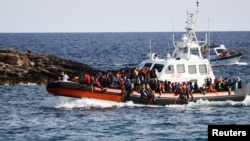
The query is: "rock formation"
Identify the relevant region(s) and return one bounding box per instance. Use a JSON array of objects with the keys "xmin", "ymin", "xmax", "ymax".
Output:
[{"xmin": 0, "ymin": 48, "xmax": 103, "ymax": 85}]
